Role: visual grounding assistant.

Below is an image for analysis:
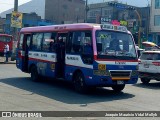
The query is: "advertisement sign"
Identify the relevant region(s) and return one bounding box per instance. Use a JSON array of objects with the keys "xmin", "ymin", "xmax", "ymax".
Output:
[
  {"xmin": 11, "ymin": 11, "xmax": 23, "ymax": 28},
  {"xmin": 127, "ymin": 19, "xmax": 136, "ymax": 28},
  {"xmin": 128, "ymin": 21, "xmax": 134, "ymax": 27},
  {"xmin": 111, "ymin": 20, "xmax": 120, "ymax": 26},
  {"xmin": 101, "ymin": 17, "xmax": 111, "ymax": 24},
  {"xmin": 120, "ymin": 20, "xmax": 127, "ymax": 26}
]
